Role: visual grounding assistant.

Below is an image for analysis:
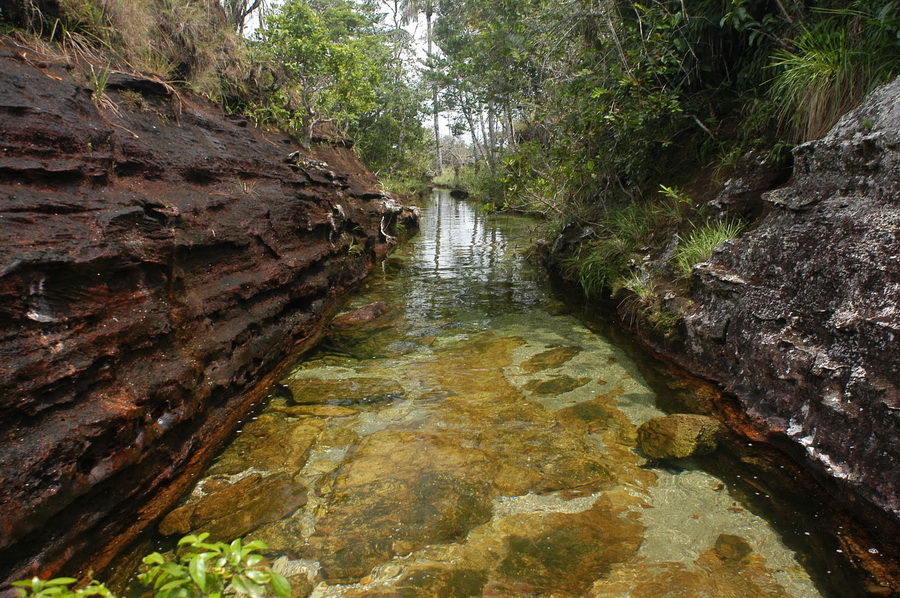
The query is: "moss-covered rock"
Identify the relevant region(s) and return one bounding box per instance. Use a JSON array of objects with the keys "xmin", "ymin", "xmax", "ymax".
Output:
[{"xmin": 637, "ymin": 414, "xmax": 723, "ymax": 459}]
